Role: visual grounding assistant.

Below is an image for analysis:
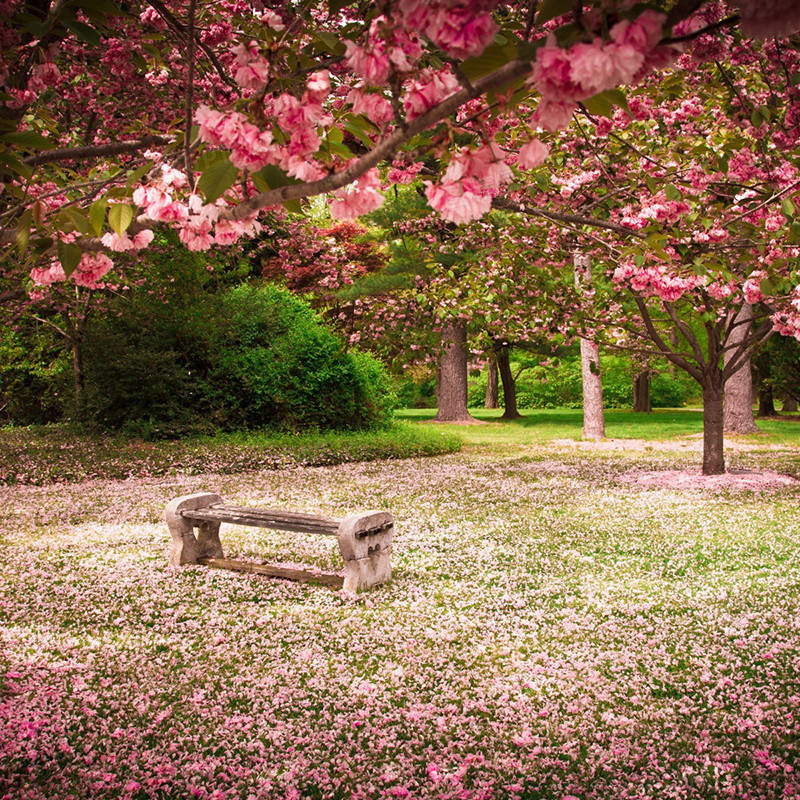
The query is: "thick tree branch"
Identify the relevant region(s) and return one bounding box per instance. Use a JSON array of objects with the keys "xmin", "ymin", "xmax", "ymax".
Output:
[{"xmin": 229, "ymin": 59, "xmax": 536, "ymax": 220}]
